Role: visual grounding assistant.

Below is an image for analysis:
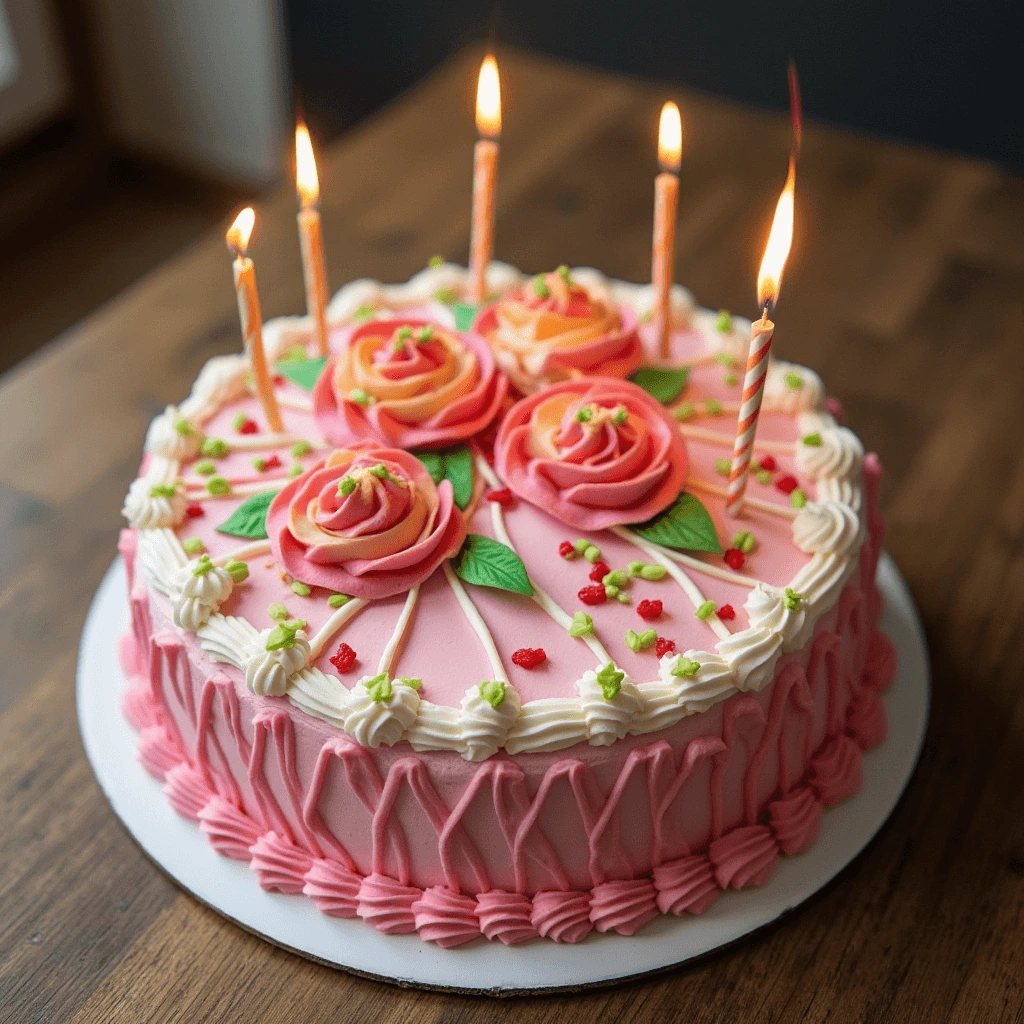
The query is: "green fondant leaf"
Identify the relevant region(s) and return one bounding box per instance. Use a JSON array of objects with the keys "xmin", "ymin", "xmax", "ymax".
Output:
[
  {"xmin": 632, "ymin": 490, "xmax": 722, "ymax": 553},
  {"xmin": 454, "ymin": 534, "xmax": 534, "ymax": 596},
  {"xmin": 215, "ymin": 490, "xmax": 278, "ymax": 540},
  {"xmin": 276, "ymin": 357, "xmax": 328, "ymax": 392},
  {"xmin": 415, "ymin": 451, "xmax": 444, "ymax": 484},
  {"xmin": 452, "ymin": 302, "xmax": 479, "ymax": 332},
  {"xmin": 628, "ymin": 366, "xmax": 690, "ymax": 404},
  {"xmin": 414, "ymin": 444, "xmax": 474, "ymax": 509}
]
